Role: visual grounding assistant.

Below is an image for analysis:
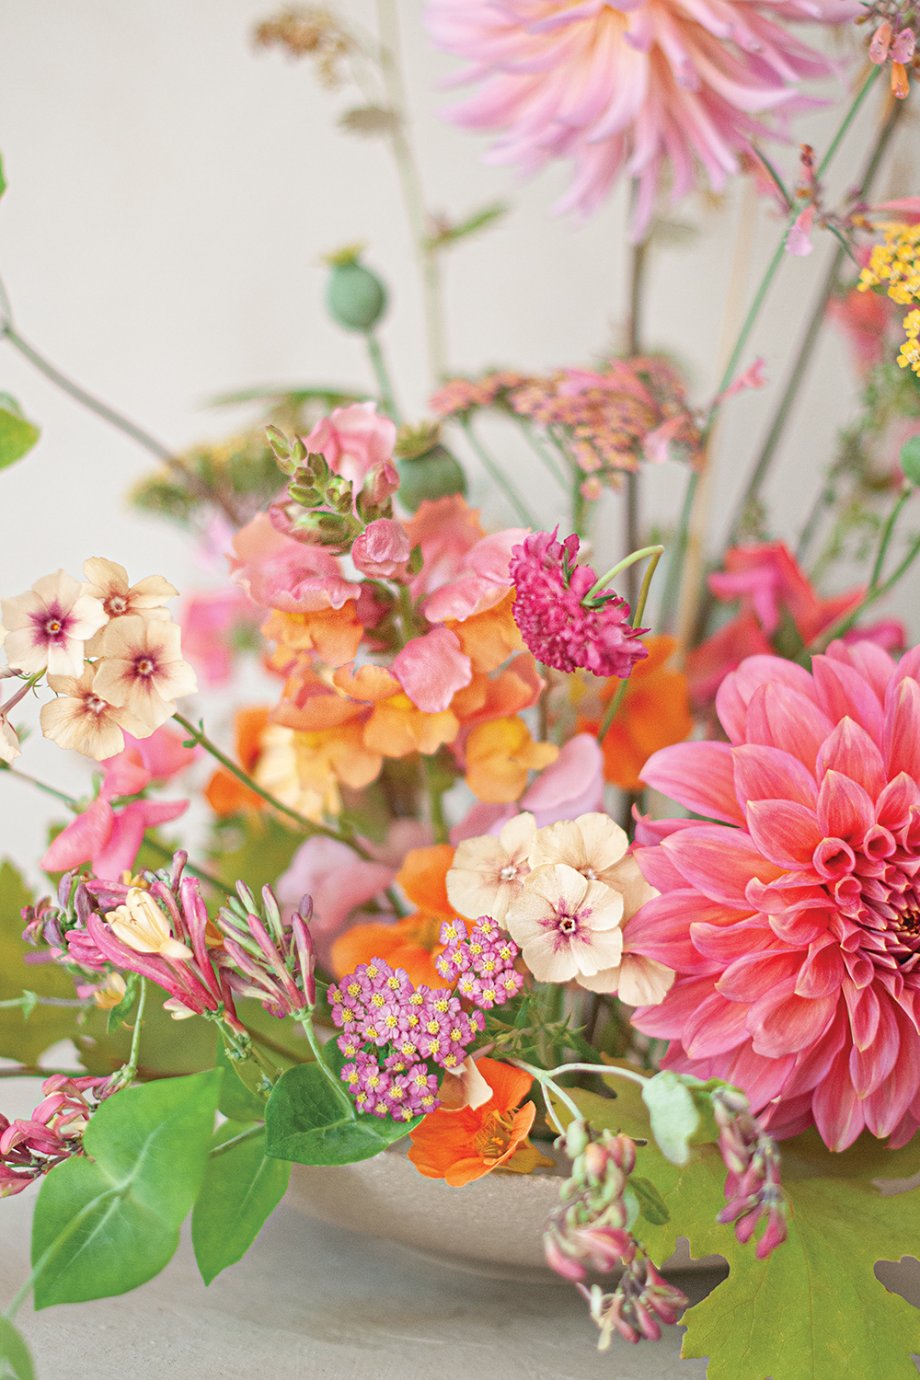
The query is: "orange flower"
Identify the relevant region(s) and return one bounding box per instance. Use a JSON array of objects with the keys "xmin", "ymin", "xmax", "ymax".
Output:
[
  {"xmin": 464, "ymin": 715, "xmax": 558, "ymax": 803},
  {"xmin": 263, "ymin": 604, "xmax": 363, "ymax": 670},
  {"xmin": 448, "ymin": 590, "xmax": 524, "ymax": 673},
  {"xmin": 451, "ymin": 654, "xmax": 543, "ymax": 728},
  {"xmin": 331, "ymin": 844, "xmax": 460, "ymax": 987},
  {"xmin": 332, "ymin": 663, "xmax": 460, "ymax": 758},
  {"xmin": 256, "ymin": 721, "xmax": 382, "ymax": 821},
  {"xmin": 204, "ymin": 706, "xmax": 270, "ymax": 815},
  {"xmin": 577, "ymin": 635, "xmax": 692, "ymax": 792},
  {"xmin": 408, "ymin": 1057, "xmax": 539, "ymax": 1186}
]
